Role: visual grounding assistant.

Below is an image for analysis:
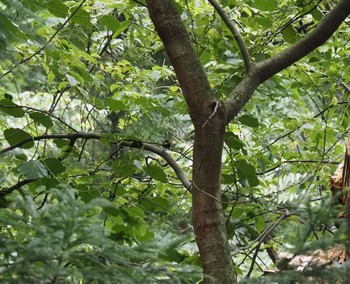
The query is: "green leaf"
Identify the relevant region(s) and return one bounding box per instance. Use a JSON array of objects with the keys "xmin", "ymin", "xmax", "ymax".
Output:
[
  {"xmin": 112, "ymin": 20, "xmax": 131, "ymax": 38},
  {"xmin": 0, "ymin": 99, "xmax": 25, "ymax": 117},
  {"xmin": 103, "ymin": 206, "xmax": 120, "ymax": 217},
  {"xmin": 0, "ymin": 16, "xmax": 27, "ymax": 42},
  {"xmin": 68, "ymin": 71, "xmax": 84, "ymax": 85},
  {"xmin": 98, "ymin": 15, "xmax": 121, "ymax": 32},
  {"xmin": 76, "ymin": 184, "xmax": 101, "ymax": 202},
  {"xmin": 255, "ymin": 17, "xmax": 272, "ymax": 29},
  {"xmin": 41, "ymin": 177, "xmax": 60, "ymax": 189},
  {"xmin": 144, "ymin": 165, "xmax": 167, "ymax": 183},
  {"xmin": 4, "ymin": 128, "xmax": 34, "ymax": 149},
  {"xmin": 70, "ymin": 7, "xmax": 92, "ymax": 27},
  {"xmin": 43, "ymin": 158, "xmax": 66, "ymax": 175},
  {"xmin": 150, "ymin": 196, "xmax": 170, "ymax": 212},
  {"xmin": 19, "ymin": 160, "xmax": 48, "ymax": 179},
  {"xmin": 224, "ymin": 132, "xmax": 245, "ymax": 150},
  {"xmin": 253, "ymin": 0, "xmax": 277, "ymax": 11},
  {"xmin": 236, "ymin": 159, "xmax": 259, "ymax": 187},
  {"xmin": 29, "ymin": 112, "xmax": 54, "ymax": 128},
  {"xmin": 237, "ymin": 115, "xmax": 259, "ymax": 128},
  {"xmin": 255, "ymin": 216, "xmax": 266, "ymax": 233},
  {"xmin": 282, "ymin": 25, "xmax": 299, "ymax": 44},
  {"xmin": 112, "ymin": 160, "xmax": 137, "ymax": 177},
  {"xmin": 162, "ymin": 248, "xmax": 184, "ymax": 263},
  {"xmin": 66, "ymin": 74, "xmax": 79, "ymax": 86},
  {"xmin": 46, "ymin": 0, "xmax": 69, "ymax": 18},
  {"xmin": 311, "ymin": 7, "xmax": 324, "ymax": 21},
  {"xmin": 231, "ymin": 207, "xmax": 244, "ymax": 219},
  {"xmin": 106, "ymin": 98, "xmax": 126, "ymax": 111}
]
